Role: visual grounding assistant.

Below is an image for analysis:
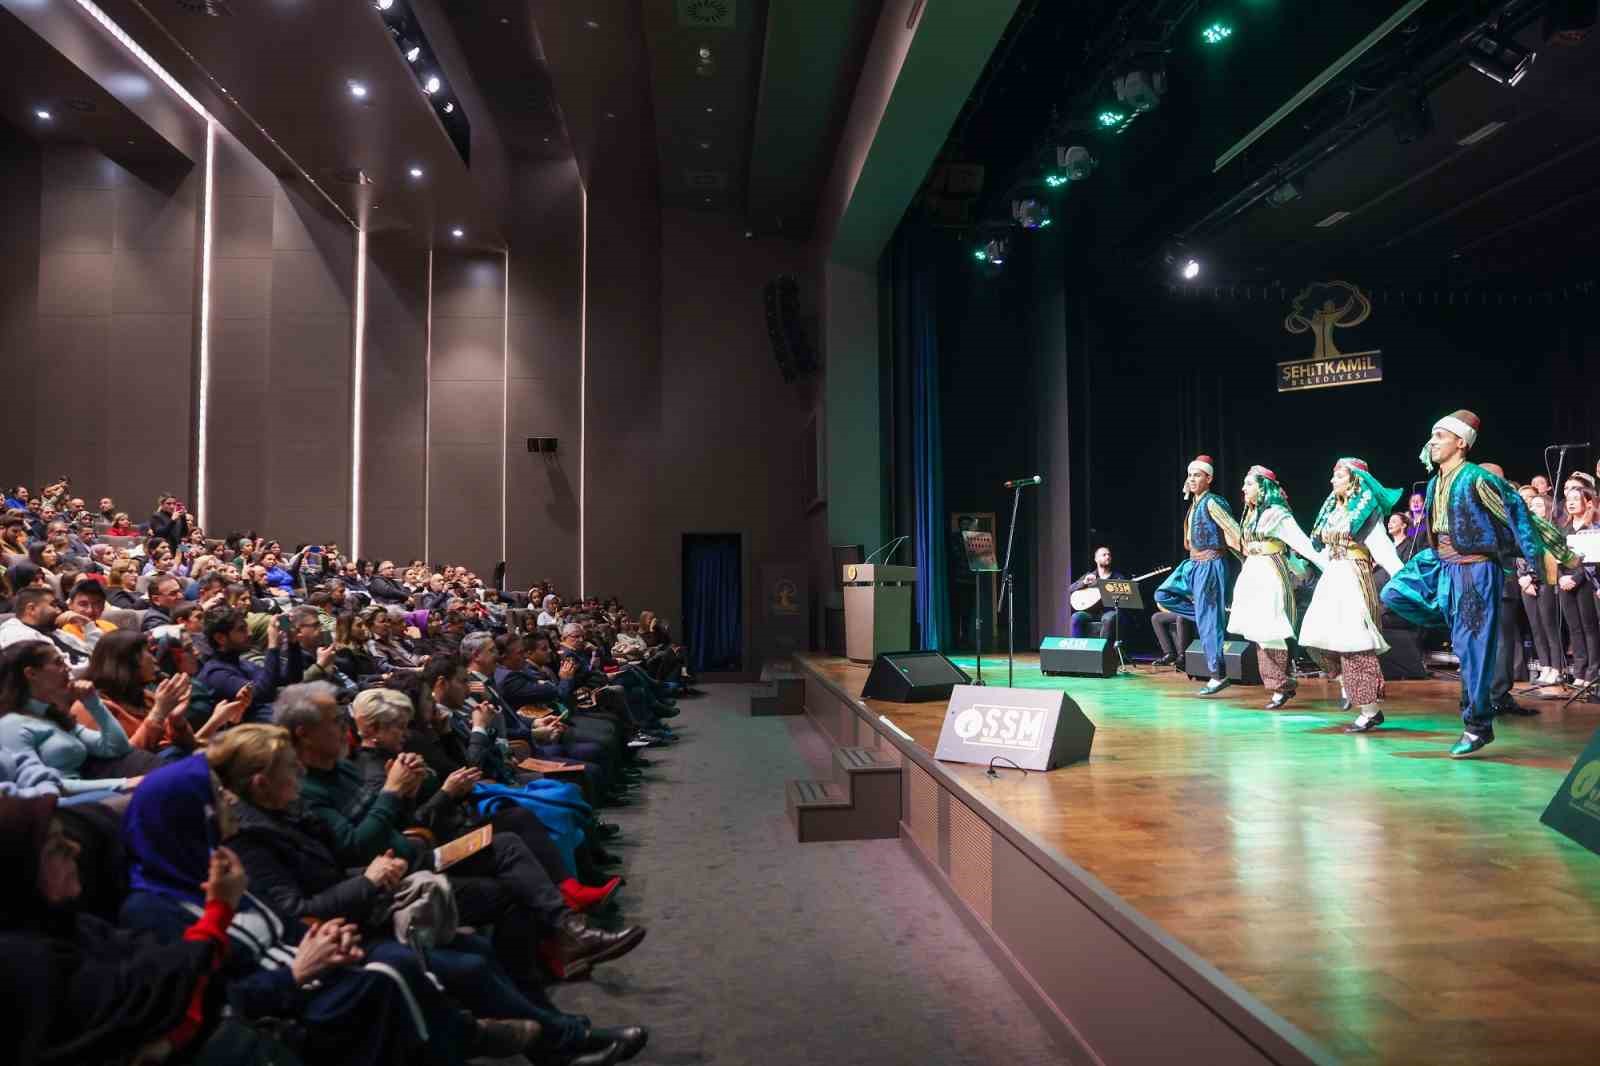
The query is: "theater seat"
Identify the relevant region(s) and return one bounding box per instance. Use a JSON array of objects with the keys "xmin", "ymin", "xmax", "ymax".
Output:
[{"xmin": 102, "ymin": 606, "xmax": 147, "ymax": 632}]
